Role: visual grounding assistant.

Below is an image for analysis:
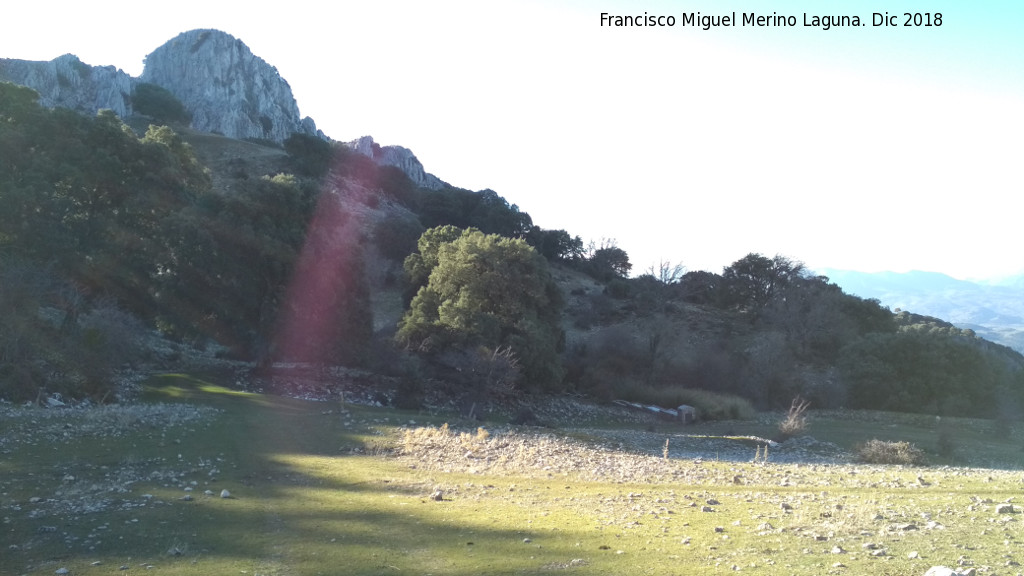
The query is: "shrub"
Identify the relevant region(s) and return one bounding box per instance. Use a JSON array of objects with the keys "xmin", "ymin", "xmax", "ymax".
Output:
[
  {"xmin": 604, "ymin": 278, "xmax": 631, "ymax": 299},
  {"xmin": 132, "ymin": 83, "xmax": 191, "ymax": 125},
  {"xmin": 856, "ymin": 439, "xmax": 926, "ymax": 465},
  {"xmin": 283, "ymin": 133, "xmax": 334, "ymax": 178},
  {"xmin": 777, "ymin": 396, "xmax": 810, "ymax": 440},
  {"xmin": 373, "ymin": 216, "xmax": 424, "ymax": 262}
]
